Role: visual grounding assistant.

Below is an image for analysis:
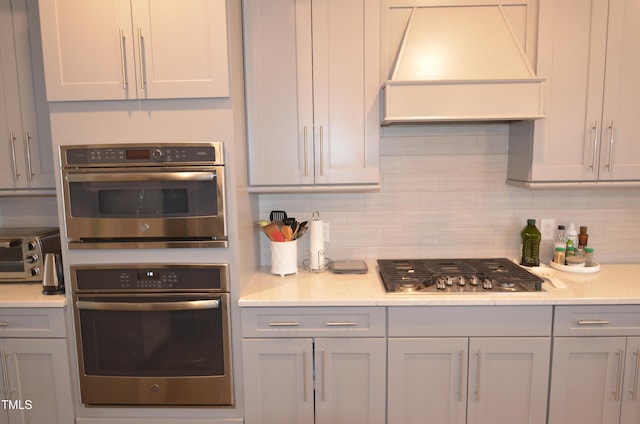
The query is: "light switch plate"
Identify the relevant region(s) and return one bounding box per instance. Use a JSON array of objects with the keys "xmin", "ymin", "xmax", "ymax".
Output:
[{"xmin": 540, "ymin": 218, "xmax": 556, "ymax": 240}]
